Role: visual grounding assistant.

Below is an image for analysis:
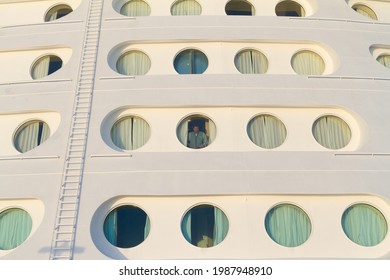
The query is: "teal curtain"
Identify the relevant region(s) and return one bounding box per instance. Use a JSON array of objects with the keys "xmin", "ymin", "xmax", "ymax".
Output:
[
  {"xmin": 103, "ymin": 209, "xmax": 117, "ymax": 245},
  {"xmin": 247, "ymin": 115, "xmax": 287, "ymax": 149},
  {"xmin": 342, "ymin": 204, "xmax": 387, "ymax": 247},
  {"xmin": 265, "ymin": 204, "xmax": 311, "ymax": 247},
  {"xmin": 312, "ymin": 115, "xmax": 351, "ymax": 150},
  {"xmin": 181, "ymin": 211, "xmax": 192, "ymax": 243},
  {"xmin": 0, "ymin": 209, "xmax": 32, "ymax": 250},
  {"xmin": 213, "ymin": 207, "xmax": 229, "ymax": 246}
]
